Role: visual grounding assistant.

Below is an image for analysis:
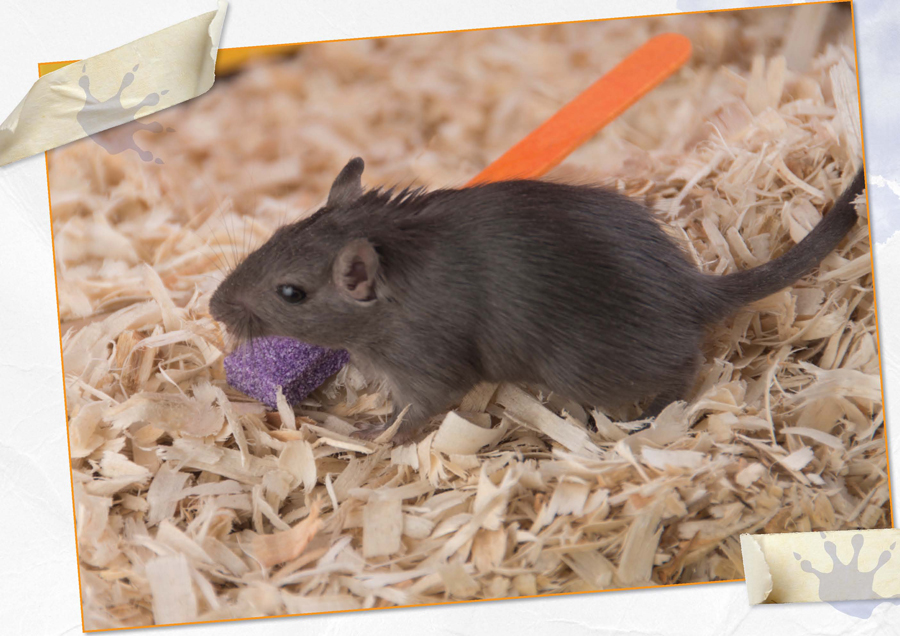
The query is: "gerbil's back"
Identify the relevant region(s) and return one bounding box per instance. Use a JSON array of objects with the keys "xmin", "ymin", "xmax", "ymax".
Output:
[{"xmin": 372, "ymin": 181, "xmax": 711, "ymax": 392}]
